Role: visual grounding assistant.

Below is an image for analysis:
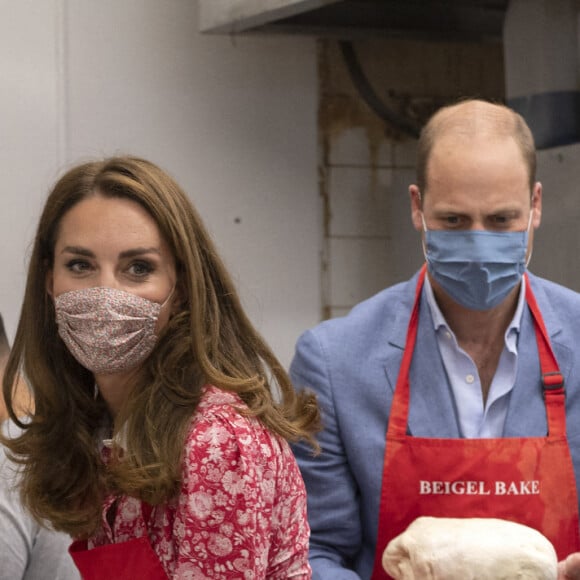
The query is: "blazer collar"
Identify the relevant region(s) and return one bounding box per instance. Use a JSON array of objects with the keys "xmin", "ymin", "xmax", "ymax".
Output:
[{"xmin": 386, "ymin": 270, "xmax": 423, "ymax": 351}]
